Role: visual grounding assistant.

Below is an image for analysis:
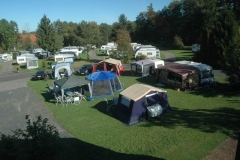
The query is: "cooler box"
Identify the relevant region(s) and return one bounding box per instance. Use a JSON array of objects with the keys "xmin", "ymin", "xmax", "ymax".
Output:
[{"xmin": 147, "ymin": 104, "xmax": 163, "ymax": 117}]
